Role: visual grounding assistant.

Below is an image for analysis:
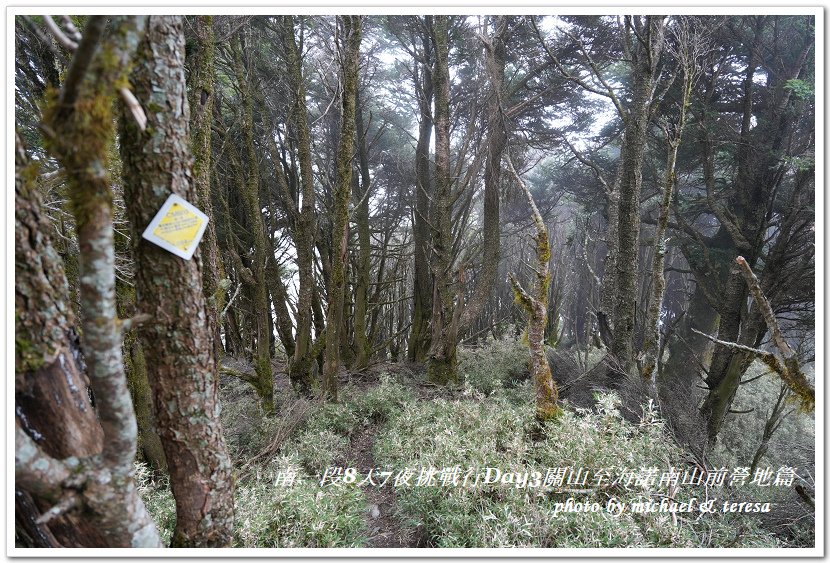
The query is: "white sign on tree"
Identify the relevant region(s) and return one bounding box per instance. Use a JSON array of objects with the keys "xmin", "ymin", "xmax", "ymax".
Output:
[{"xmin": 141, "ymin": 194, "xmax": 209, "ymax": 260}]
